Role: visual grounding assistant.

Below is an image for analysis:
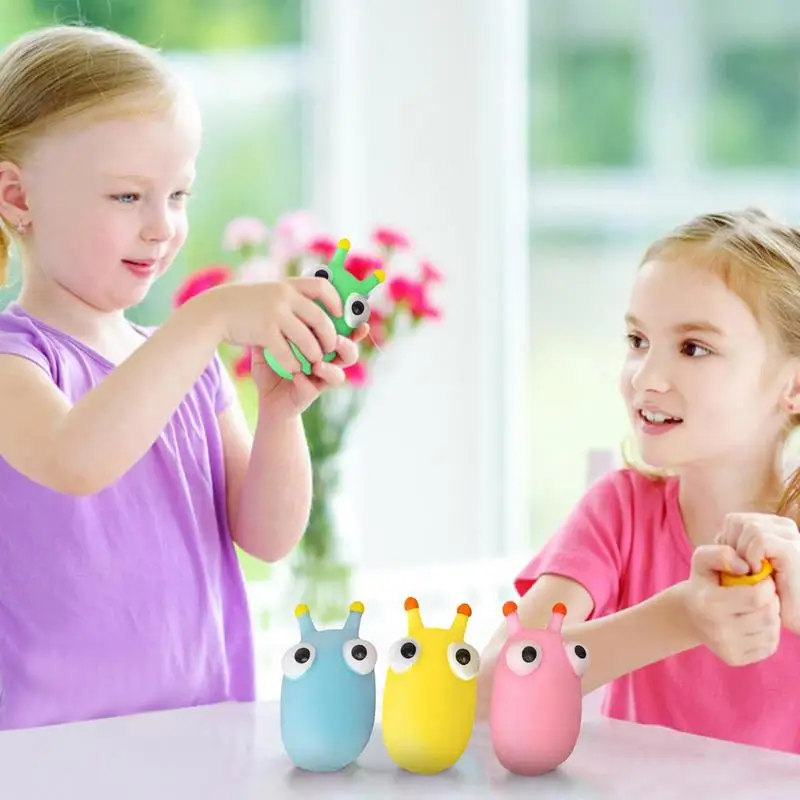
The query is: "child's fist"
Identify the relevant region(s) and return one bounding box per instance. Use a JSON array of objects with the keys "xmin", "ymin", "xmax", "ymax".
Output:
[
  {"xmin": 684, "ymin": 543, "xmax": 781, "ymax": 666},
  {"xmin": 716, "ymin": 512, "xmax": 800, "ymax": 634}
]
